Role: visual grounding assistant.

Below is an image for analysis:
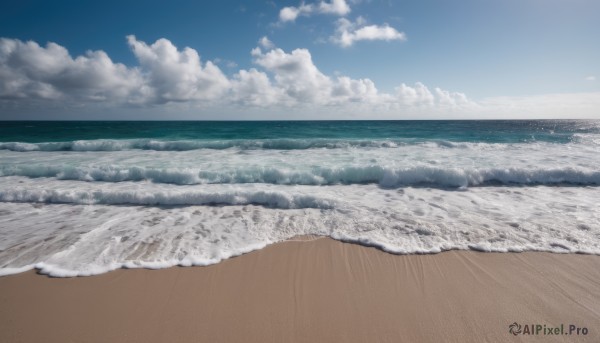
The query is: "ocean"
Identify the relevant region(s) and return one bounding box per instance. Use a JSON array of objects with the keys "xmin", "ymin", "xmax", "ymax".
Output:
[{"xmin": 0, "ymin": 120, "xmax": 599, "ymax": 277}]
